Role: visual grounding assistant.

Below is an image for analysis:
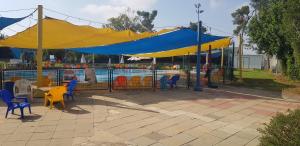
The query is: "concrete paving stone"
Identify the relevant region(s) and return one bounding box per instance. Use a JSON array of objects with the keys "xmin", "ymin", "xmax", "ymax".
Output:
[
  {"xmin": 55, "ymin": 124, "xmax": 76, "ymax": 131},
  {"xmin": 118, "ymin": 115, "xmax": 188, "ymax": 140},
  {"xmin": 7, "ymin": 132, "xmax": 33, "ymax": 141},
  {"xmin": 234, "ymin": 128, "xmax": 259, "ymax": 140},
  {"xmin": 52, "ymin": 130, "xmax": 75, "ymax": 139},
  {"xmin": 158, "ymin": 119, "xmax": 203, "ymax": 136},
  {"xmin": 150, "ymin": 143, "xmax": 165, "ymax": 146},
  {"xmin": 34, "ymin": 125, "xmax": 56, "ymax": 133},
  {"xmin": 1, "ymin": 140, "xmax": 27, "ymax": 146},
  {"xmin": 0, "ymin": 90, "xmax": 298, "ymax": 146},
  {"xmin": 184, "ymin": 125, "xmax": 214, "ymax": 137},
  {"xmin": 132, "ymin": 136, "xmax": 156, "ymax": 146},
  {"xmin": 49, "ymin": 138, "xmax": 73, "ymax": 146},
  {"xmin": 89, "ymin": 130, "xmax": 126, "ymax": 144},
  {"xmin": 0, "ymin": 134, "xmax": 10, "ymax": 143},
  {"xmin": 57, "ymin": 119, "xmax": 76, "ymax": 125},
  {"xmin": 94, "ymin": 113, "xmax": 150, "ymax": 130},
  {"xmin": 0, "ymin": 123, "xmax": 21, "ymax": 129},
  {"xmin": 245, "ymin": 137, "xmax": 260, "ymax": 146},
  {"xmin": 215, "ymin": 135, "xmax": 250, "ymax": 146},
  {"xmin": 219, "ymin": 113, "xmax": 247, "ymax": 122},
  {"xmin": 26, "ymin": 139, "xmax": 51, "ymax": 146},
  {"xmin": 144, "ymin": 132, "xmax": 169, "ymax": 141},
  {"xmin": 60, "ymin": 113, "xmax": 77, "ymax": 120},
  {"xmin": 236, "ymin": 109, "xmax": 256, "ymax": 116},
  {"xmin": 159, "ymin": 133, "xmax": 196, "ymax": 146},
  {"xmin": 218, "ymin": 124, "xmax": 243, "ymax": 134},
  {"xmin": 108, "ymin": 116, "xmax": 161, "ymax": 135},
  {"xmin": 75, "ymin": 129, "xmax": 94, "ymax": 137},
  {"xmin": 38, "ymin": 120, "xmax": 58, "ymax": 126},
  {"xmin": 30, "ymin": 132, "xmax": 53, "ymax": 140},
  {"xmin": 231, "ymin": 116, "xmax": 261, "ymax": 128},
  {"xmin": 0, "ymin": 129, "xmax": 17, "ymax": 135},
  {"xmin": 209, "ymin": 129, "xmax": 232, "ymax": 139},
  {"xmin": 202, "ymin": 120, "xmax": 228, "ymax": 130},
  {"xmin": 196, "ymin": 107, "xmax": 220, "ymax": 115},
  {"xmin": 184, "ymin": 133, "xmax": 223, "ymax": 146}
]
